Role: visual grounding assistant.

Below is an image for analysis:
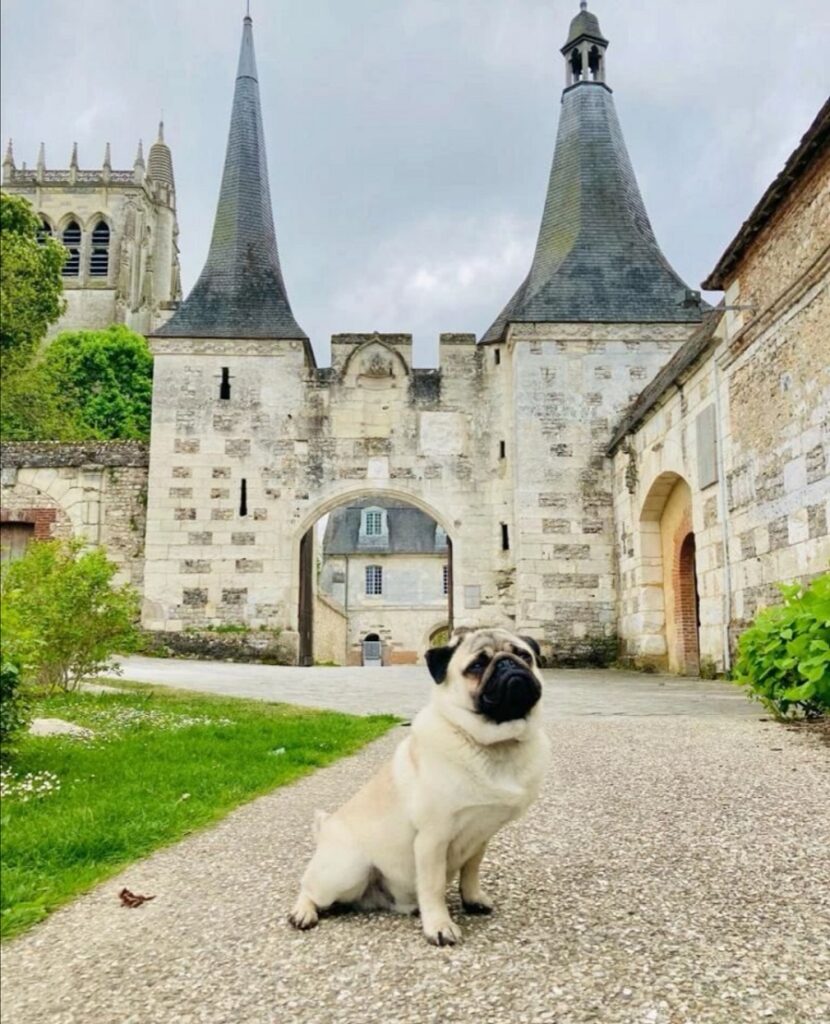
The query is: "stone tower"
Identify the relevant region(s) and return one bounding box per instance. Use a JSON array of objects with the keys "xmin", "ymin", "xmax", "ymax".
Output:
[
  {"xmin": 2, "ymin": 127, "xmax": 182, "ymax": 336},
  {"xmin": 480, "ymin": 1, "xmax": 704, "ymax": 660}
]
